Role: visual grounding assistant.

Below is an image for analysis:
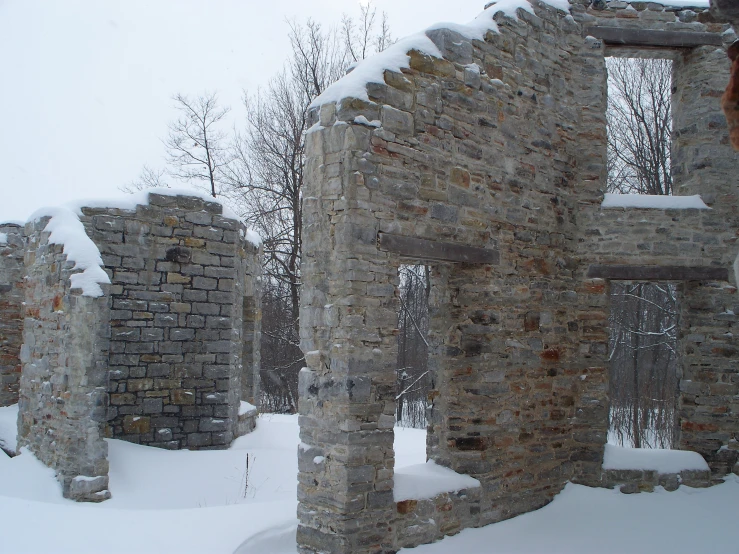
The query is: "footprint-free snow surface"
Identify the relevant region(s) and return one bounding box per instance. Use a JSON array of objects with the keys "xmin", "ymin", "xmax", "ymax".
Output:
[{"xmin": 0, "ymin": 405, "xmax": 737, "ymax": 554}]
